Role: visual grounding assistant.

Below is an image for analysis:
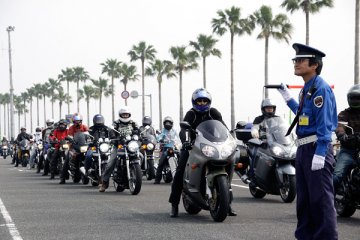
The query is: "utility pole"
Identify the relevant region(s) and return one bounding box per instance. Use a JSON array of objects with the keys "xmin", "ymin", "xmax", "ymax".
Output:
[{"xmin": 6, "ymin": 26, "xmax": 15, "ymax": 141}]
